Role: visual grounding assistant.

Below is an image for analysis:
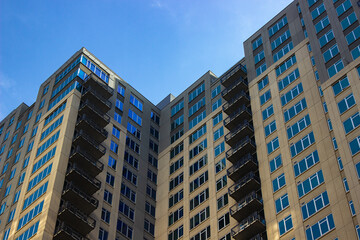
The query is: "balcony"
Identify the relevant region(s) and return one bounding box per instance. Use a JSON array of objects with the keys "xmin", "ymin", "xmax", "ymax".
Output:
[
  {"xmin": 231, "ymin": 212, "xmax": 266, "ymax": 240},
  {"xmin": 78, "ymin": 100, "xmax": 110, "ymax": 128},
  {"xmin": 62, "ymin": 182, "xmax": 98, "ymax": 214},
  {"xmin": 220, "ymin": 62, "xmax": 247, "ymax": 88},
  {"xmin": 224, "ymin": 106, "xmax": 252, "ymax": 129},
  {"xmin": 249, "ymin": 233, "xmax": 267, "ymax": 240},
  {"xmin": 66, "ymin": 163, "xmax": 101, "ymax": 195},
  {"xmin": 82, "ymin": 86, "xmax": 112, "ymax": 112},
  {"xmin": 53, "ymin": 221, "xmax": 90, "ymax": 240},
  {"xmin": 83, "ymin": 73, "xmax": 113, "ymax": 99},
  {"xmin": 227, "ymin": 153, "xmax": 258, "ymax": 181},
  {"xmin": 230, "ymin": 191, "xmax": 263, "ymax": 222},
  {"xmin": 72, "ymin": 130, "xmax": 106, "ymax": 159},
  {"xmin": 222, "ymin": 91, "xmax": 250, "ymax": 114},
  {"xmin": 58, "ymin": 201, "xmax": 96, "ymax": 235},
  {"xmin": 69, "ymin": 147, "xmax": 103, "ymax": 177},
  {"xmin": 76, "ymin": 114, "xmax": 108, "ymax": 143},
  {"xmin": 228, "ymin": 172, "xmax": 261, "ymax": 201},
  {"xmin": 226, "ymin": 137, "xmax": 256, "ymax": 164},
  {"xmin": 222, "ymin": 77, "xmax": 248, "ymax": 101},
  {"xmin": 225, "ymin": 120, "xmax": 254, "ymax": 147}
]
